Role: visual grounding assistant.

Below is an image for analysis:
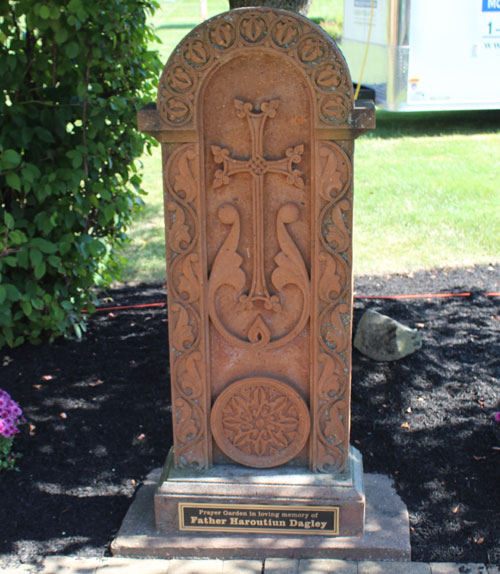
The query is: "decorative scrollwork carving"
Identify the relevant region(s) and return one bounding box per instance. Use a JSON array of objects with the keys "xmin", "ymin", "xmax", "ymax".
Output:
[
  {"xmin": 313, "ymin": 349, "xmax": 349, "ymax": 473},
  {"xmin": 321, "ymin": 302, "xmax": 349, "ymax": 354},
  {"xmin": 318, "ymin": 143, "xmax": 350, "ymax": 203},
  {"xmin": 166, "ymin": 202, "xmax": 191, "ymax": 254},
  {"xmin": 174, "ymin": 396, "xmax": 207, "ymax": 467},
  {"xmin": 326, "ymin": 199, "xmax": 351, "ymax": 252},
  {"xmin": 318, "ymin": 251, "xmax": 344, "ymax": 303},
  {"xmin": 312, "ymin": 354, "xmax": 348, "ymax": 472},
  {"xmin": 176, "ymin": 351, "xmax": 204, "ymax": 399},
  {"xmin": 311, "ymin": 140, "xmax": 353, "ymax": 473},
  {"xmin": 165, "ymin": 144, "xmax": 210, "ymax": 469},
  {"xmin": 177, "ymin": 253, "xmax": 201, "ymax": 303},
  {"xmin": 318, "ymin": 352, "xmax": 345, "ymax": 398},
  {"xmin": 173, "ymin": 147, "xmax": 198, "ymax": 202},
  {"xmin": 171, "ymin": 303, "xmax": 196, "ymax": 351}
]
